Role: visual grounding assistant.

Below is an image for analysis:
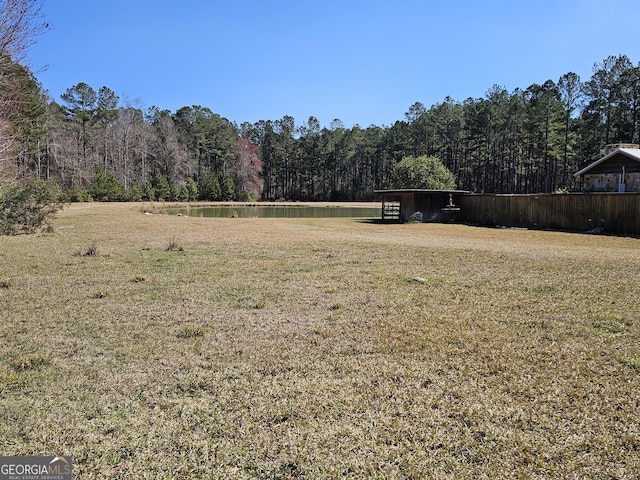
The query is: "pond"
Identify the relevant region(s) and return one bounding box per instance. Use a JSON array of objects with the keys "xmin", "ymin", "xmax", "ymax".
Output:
[{"xmin": 165, "ymin": 204, "xmax": 382, "ymax": 219}]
